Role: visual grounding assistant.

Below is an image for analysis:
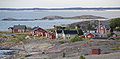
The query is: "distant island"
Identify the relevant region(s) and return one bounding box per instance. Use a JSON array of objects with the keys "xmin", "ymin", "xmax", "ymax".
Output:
[
  {"xmin": 0, "ymin": 7, "xmax": 120, "ymax": 11},
  {"xmin": 1, "ymin": 18, "xmax": 34, "ymax": 21},
  {"xmin": 40, "ymin": 15, "xmax": 107, "ymax": 20},
  {"xmin": 1, "ymin": 15, "xmax": 107, "ymax": 21}
]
